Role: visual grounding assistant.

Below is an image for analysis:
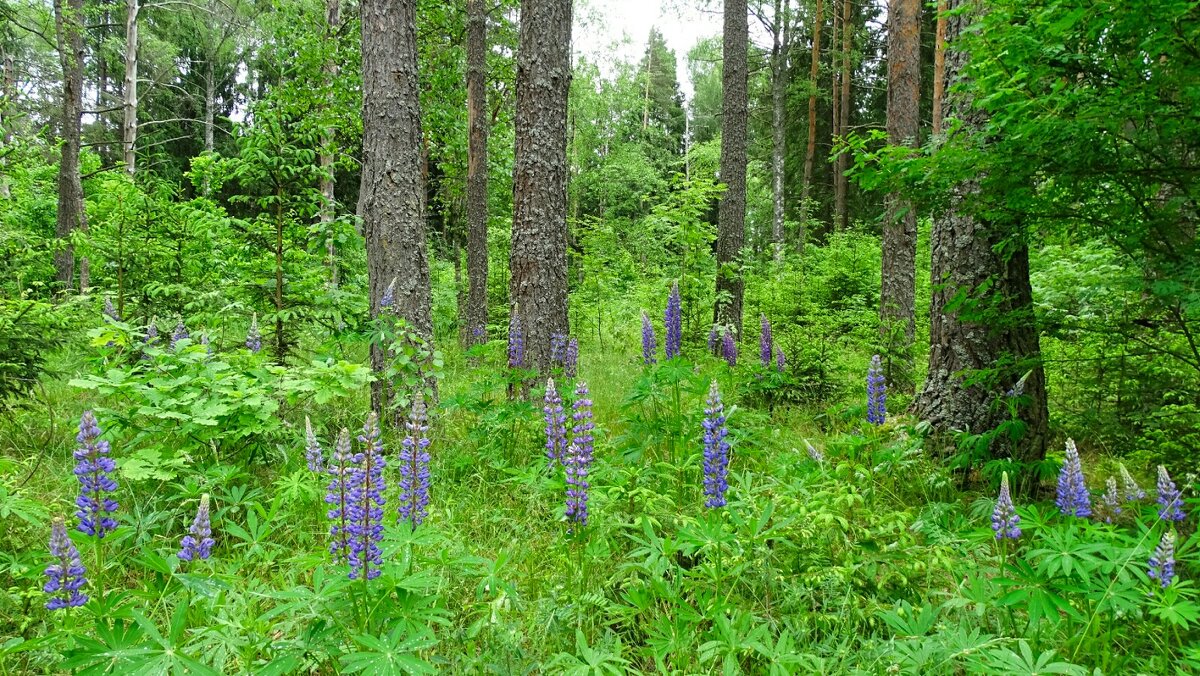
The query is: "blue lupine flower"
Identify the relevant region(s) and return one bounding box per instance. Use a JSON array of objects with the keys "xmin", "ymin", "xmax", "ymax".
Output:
[
  {"xmin": 1157, "ymin": 465, "xmax": 1186, "ymax": 522},
  {"xmin": 775, "ymin": 345, "xmax": 786, "ymax": 373},
  {"xmin": 1148, "ymin": 530, "xmax": 1177, "ymax": 588},
  {"xmin": 708, "ymin": 325, "xmax": 719, "ymax": 356},
  {"xmin": 641, "ymin": 311, "xmax": 657, "ymax": 366},
  {"xmin": 142, "ymin": 318, "xmax": 159, "ymax": 360},
  {"xmin": 722, "ymin": 328, "xmax": 737, "ymax": 367},
  {"xmin": 544, "ymin": 378, "xmax": 567, "ymax": 465},
  {"xmin": 398, "ymin": 394, "xmax": 432, "ymax": 528},
  {"xmin": 1120, "ymin": 463, "xmax": 1146, "ymax": 502},
  {"xmin": 551, "ymin": 332, "xmax": 567, "ymax": 368},
  {"xmin": 564, "ymin": 381, "xmax": 594, "ymax": 529},
  {"xmin": 866, "ymin": 354, "xmax": 887, "ymax": 426},
  {"xmin": 325, "ymin": 428, "xmax": 353, "ymax": 562},
  {"xmin": 1100, "ymin": 477, "xmax": 1122, "ymax": 524},
  {"xmin": 246, "ymin": 314, "xmax": 261, "ymax": 353},
  {"xmin": 74, "ymin": 411, "xmax": 118, "ymax": 539},
  {"xmin": 804, "ymin": 439, "xmax": 824, "ymax": 463},
  {"xmin": 305, "ymin": 417, "xmax": 324, "ymax": 473},
  {"xmin": 702, "ymin": 380, "xmax": 731, "ymax": 508},
  {"xmin": 178, "ymin": 494, "xmax": 214, "ymax": 562},
  {"xmin": 508, "ymin": 312, "xmax": 525, "ymax": 369},
  {"xmin": 565, "ymin": 337, "xmax": 578, "ymax": 378},
  {"xmin": 380, "ymin": 277, "xmax": 396, "ymax": 309},
  {"xmin": 759, "ymin": 315, "xmax": 773, "ymax": 368},
  {"xmin": 200, "ymin": 333, "xmax": 212, "ymax": 355},
  {"xmin": 170, "ymin": 320, "xmax": 189, "ymax": 349},
  {"xmin": 44, "ymin": 518, "xmax": 88, "ymax": 610},
  {"xmin": 103, "ymin": 297, "xmax": 119, "ymax": 321},
  {"xmin": 348, "ymin": 413, "xmax": 386, "ymax": 579},
  {"xmin": 991, "ymin": 472, "xmax": 1021, "ymax": 539},
  {"xmin": 1056, "ymin": 439, "xmax": 1091, "ymax": 517},
  {"xmin": 664, "ymin": 283, "xmax": 681, "ymax": 360}
]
